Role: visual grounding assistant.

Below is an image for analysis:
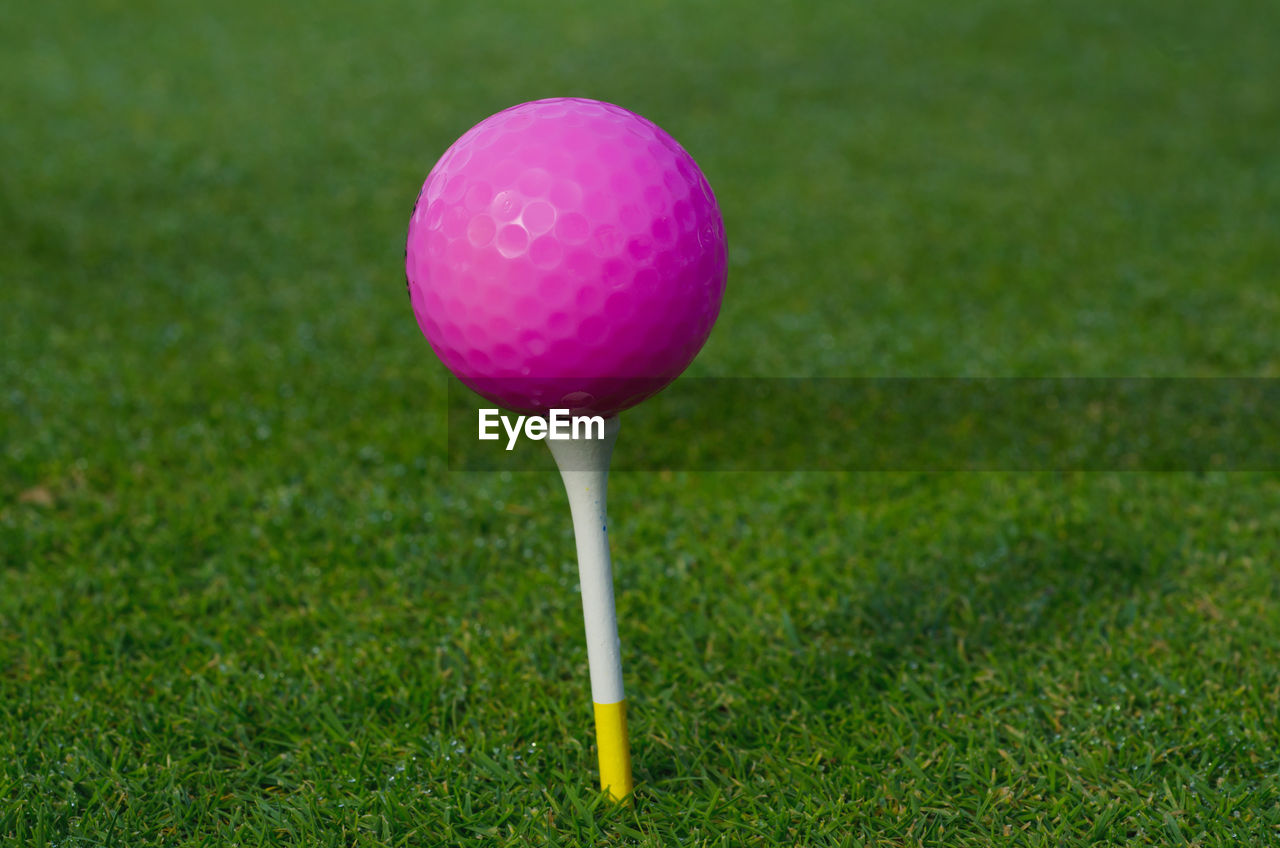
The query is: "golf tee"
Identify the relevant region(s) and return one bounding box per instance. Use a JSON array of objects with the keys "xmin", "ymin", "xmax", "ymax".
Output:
[{"xmin": 546, "ymin": 415, "xmax": 634, "ymax": 802}]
